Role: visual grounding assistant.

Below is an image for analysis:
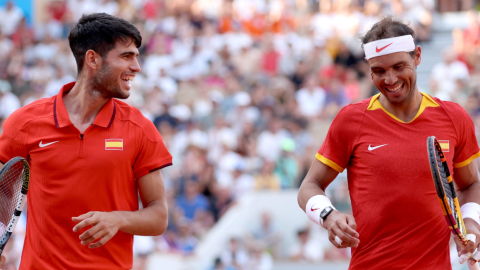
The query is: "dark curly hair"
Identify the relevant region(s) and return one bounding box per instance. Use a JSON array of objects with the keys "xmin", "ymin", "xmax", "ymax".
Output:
[
  {"xmin": 361, "ymin": 17, "xmax": 416, "ymax": 58},
  {"xmin": 68, "ymin": 13, "xmax": 142, "ymax": 74}
]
